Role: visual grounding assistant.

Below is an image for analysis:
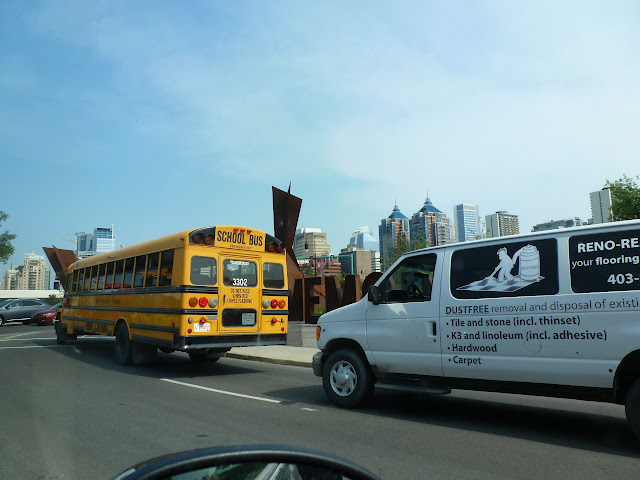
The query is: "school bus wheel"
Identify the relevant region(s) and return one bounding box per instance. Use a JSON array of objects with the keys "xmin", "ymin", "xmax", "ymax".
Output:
[{"xmin": 114, "ymin": 323, "xmax": 133, "ymax": 366}]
